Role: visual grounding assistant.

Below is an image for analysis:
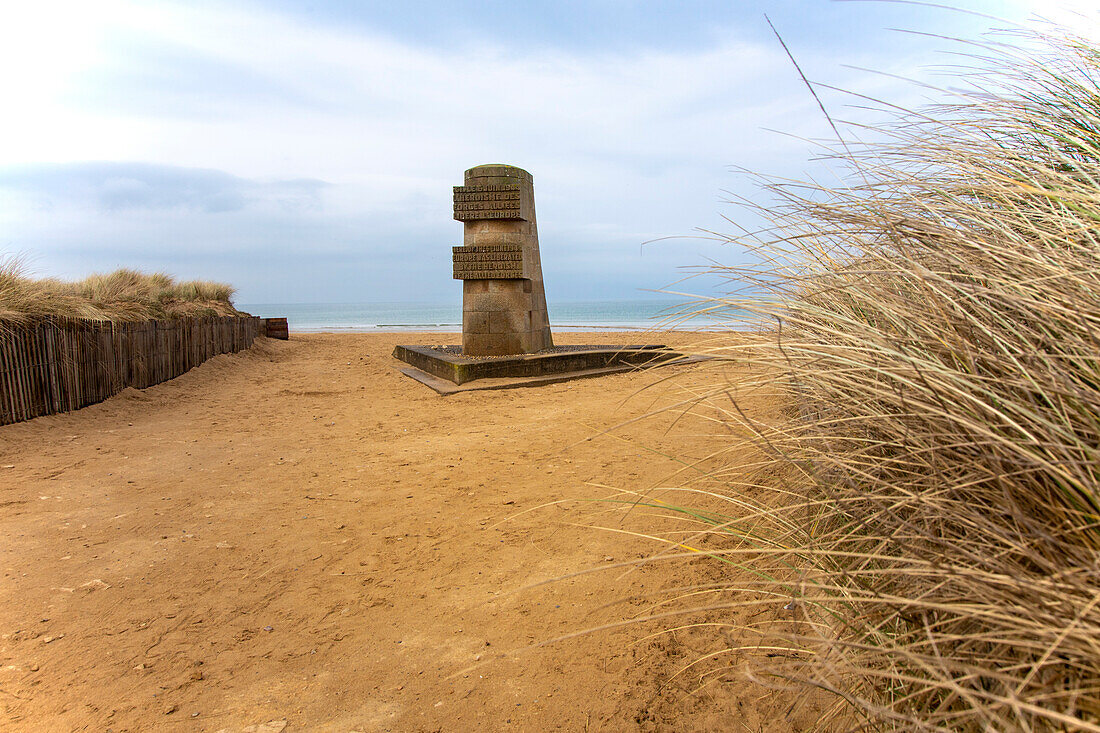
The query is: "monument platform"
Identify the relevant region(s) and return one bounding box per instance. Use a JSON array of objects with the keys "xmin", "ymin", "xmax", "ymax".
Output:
[
  {"xmin": 391, "ymin": 163, "xmax": 701, "ymax": 394},
  {"xmin": 392, "ymin": 344, "xmax": 692, "ymax": 394}
]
